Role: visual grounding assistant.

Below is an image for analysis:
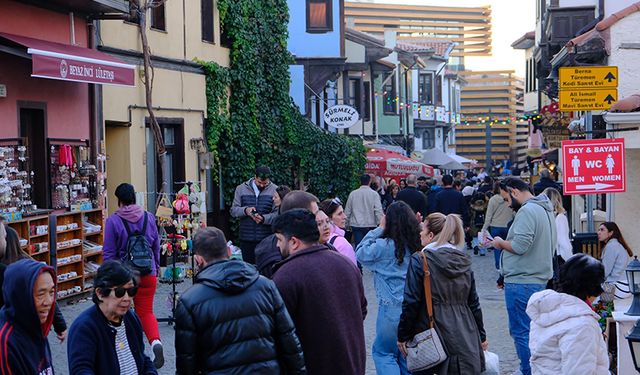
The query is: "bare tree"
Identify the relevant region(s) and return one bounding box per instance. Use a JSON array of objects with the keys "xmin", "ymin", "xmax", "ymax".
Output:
[{"xmin": 130, "ymin": 0, "xmax": 168, "ymax": 198}]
